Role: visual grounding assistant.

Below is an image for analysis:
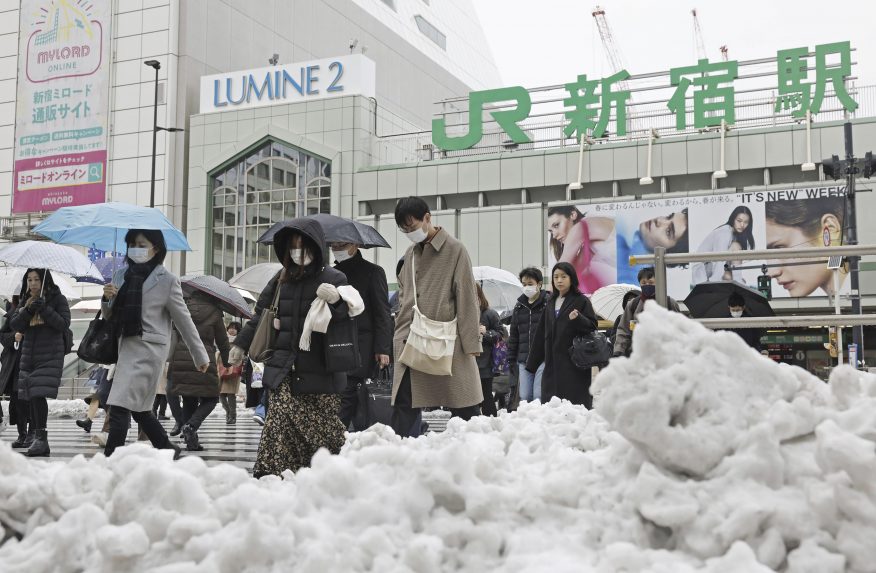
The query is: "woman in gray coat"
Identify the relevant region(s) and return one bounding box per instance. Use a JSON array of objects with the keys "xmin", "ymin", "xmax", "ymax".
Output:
[{"xmin": 101, "ymin": 229, "xmax": 209, "ymax": 458}]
